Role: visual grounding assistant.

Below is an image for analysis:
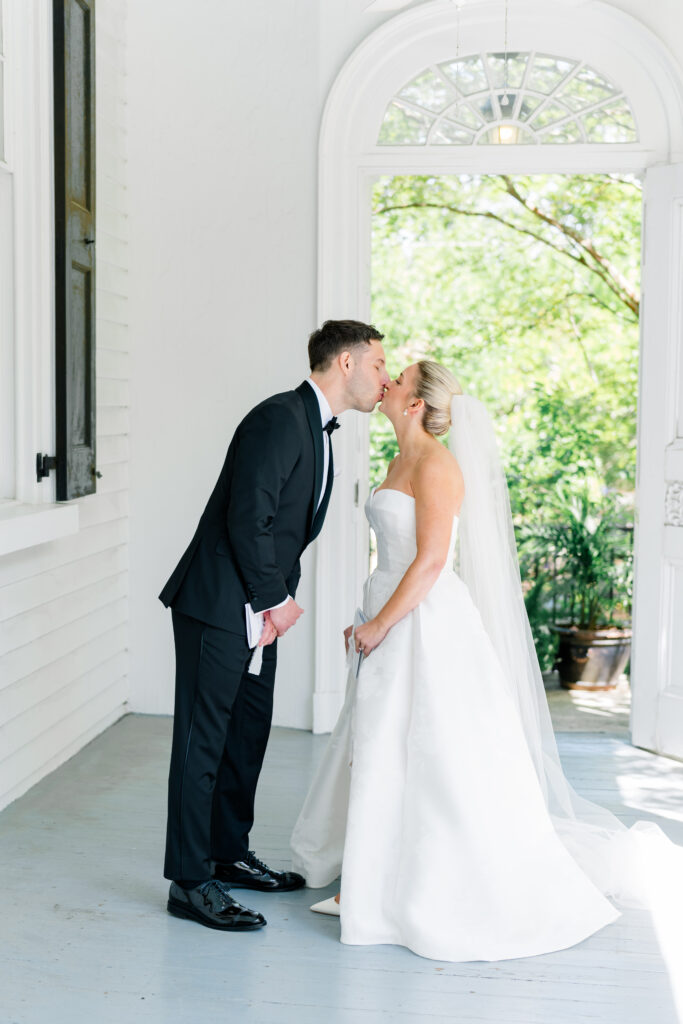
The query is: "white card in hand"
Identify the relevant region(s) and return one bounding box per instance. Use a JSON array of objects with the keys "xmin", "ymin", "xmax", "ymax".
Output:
[
  {"xmin": 245, "ymin": 603, "xmax": 264, "ymax": 648},
  {"xmin": 244, "ymin": 603, "xmax": 264, "ymax": 676},
  {"xmin": 351, "ymin": 607, "xmax": 368, "ymax": 679}
]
